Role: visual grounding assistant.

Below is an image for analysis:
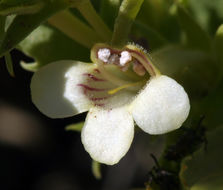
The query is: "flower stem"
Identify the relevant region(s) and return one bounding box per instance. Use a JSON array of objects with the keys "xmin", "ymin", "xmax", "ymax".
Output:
[
  {"xmin": 111, "ymin": 0, "xmax": 144, "ymax": 47},
  {"xmin": 77, "ymin": 0, "xmax": 112, "ymax": 42},
  {"xmin": 48, "ymin": 10, "xmax": 101, "ymax": 48}
]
